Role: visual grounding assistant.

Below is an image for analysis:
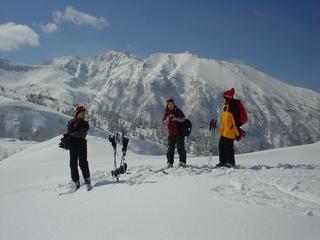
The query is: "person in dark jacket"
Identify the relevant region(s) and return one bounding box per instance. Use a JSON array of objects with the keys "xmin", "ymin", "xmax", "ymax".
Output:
[
  {"xmin": 217, "ymin": 88, "xmax": 239, "ymax": 168},
  {"xmin": 162, "ymin": 98, "xmax": 186, "ymax": 167},
  {"xmin": 66, "ymin": 105, "xmax": 91, "ymax": 190}
]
